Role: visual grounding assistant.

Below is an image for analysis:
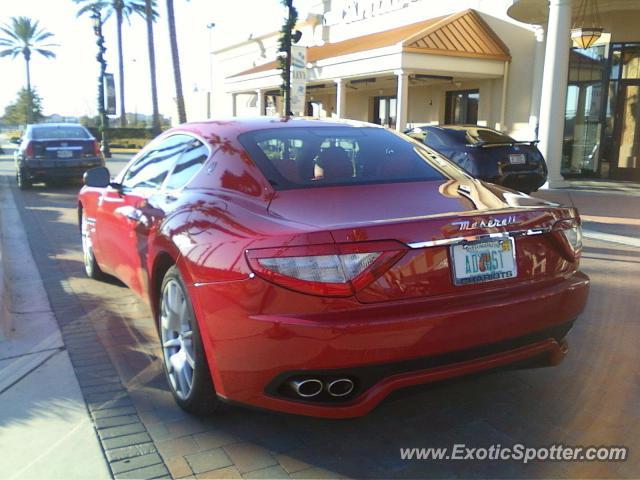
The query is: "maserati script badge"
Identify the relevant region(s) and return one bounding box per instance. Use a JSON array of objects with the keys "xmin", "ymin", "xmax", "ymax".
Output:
[{"xmin": 451, "ymin": 215, "xmax": 519, "ymax": 231}]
